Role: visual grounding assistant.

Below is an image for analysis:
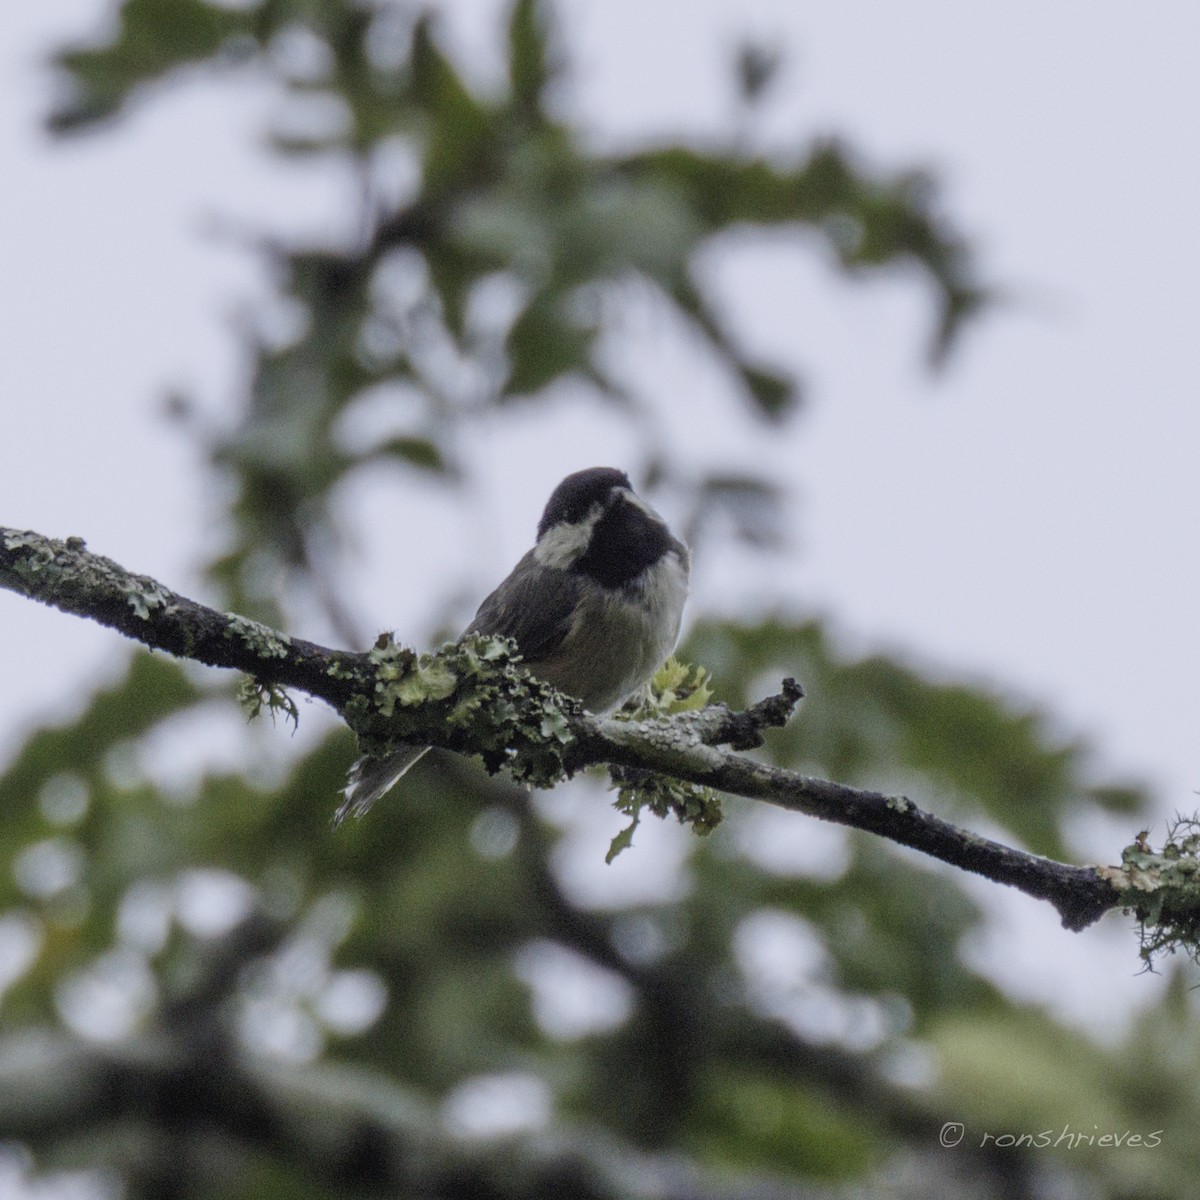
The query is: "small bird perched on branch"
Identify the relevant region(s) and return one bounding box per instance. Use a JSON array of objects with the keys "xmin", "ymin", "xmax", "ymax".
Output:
[{"xmin": 338, "ymin": 467, "xmax": 690, "ymax": 820}]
